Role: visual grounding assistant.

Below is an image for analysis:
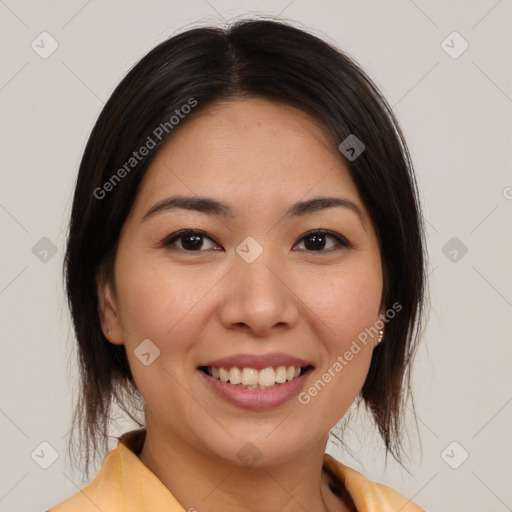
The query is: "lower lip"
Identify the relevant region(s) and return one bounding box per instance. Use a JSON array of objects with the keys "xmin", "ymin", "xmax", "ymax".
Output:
[{"xmin": 199, "ymin": 369, "xmax": 312, "ymax": 410}]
